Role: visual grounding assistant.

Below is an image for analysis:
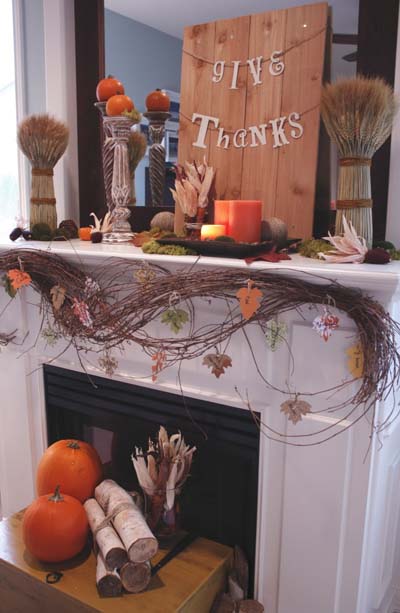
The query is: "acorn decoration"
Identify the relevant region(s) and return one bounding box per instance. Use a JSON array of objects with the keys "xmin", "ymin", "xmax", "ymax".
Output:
[
  {"xmin": 364, "ymin": 247, "xmax": 391, "ymax": 265},
  {"xmin": 150, "ymin": 211, "xmax": 175, "ymax": 232}
]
